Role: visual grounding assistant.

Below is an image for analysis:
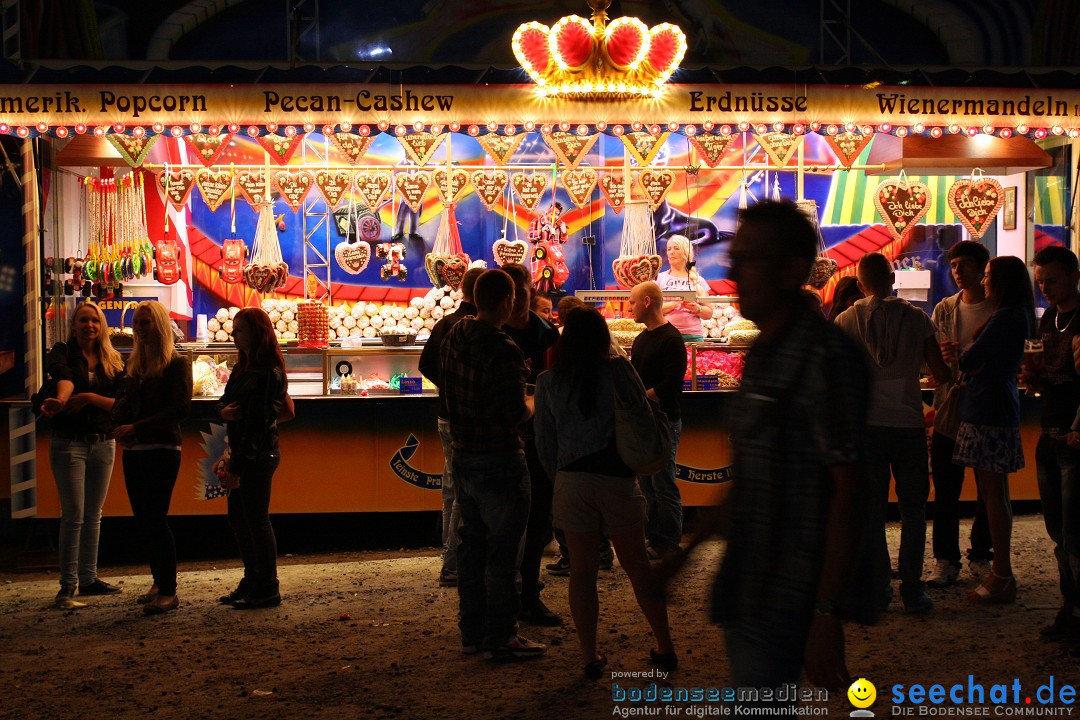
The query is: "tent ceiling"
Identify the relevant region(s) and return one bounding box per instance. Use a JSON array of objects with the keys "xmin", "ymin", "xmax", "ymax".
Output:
[{"xmin": 866, "ymin": 134, "xmax": 1053, "ymax": 176}]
